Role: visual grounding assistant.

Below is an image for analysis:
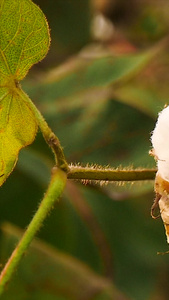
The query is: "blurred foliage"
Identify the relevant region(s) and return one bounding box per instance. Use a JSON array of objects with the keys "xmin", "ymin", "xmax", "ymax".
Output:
[{"xmin": 1, "ymin": 0, "xmax": 169, "ymax": 299}]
